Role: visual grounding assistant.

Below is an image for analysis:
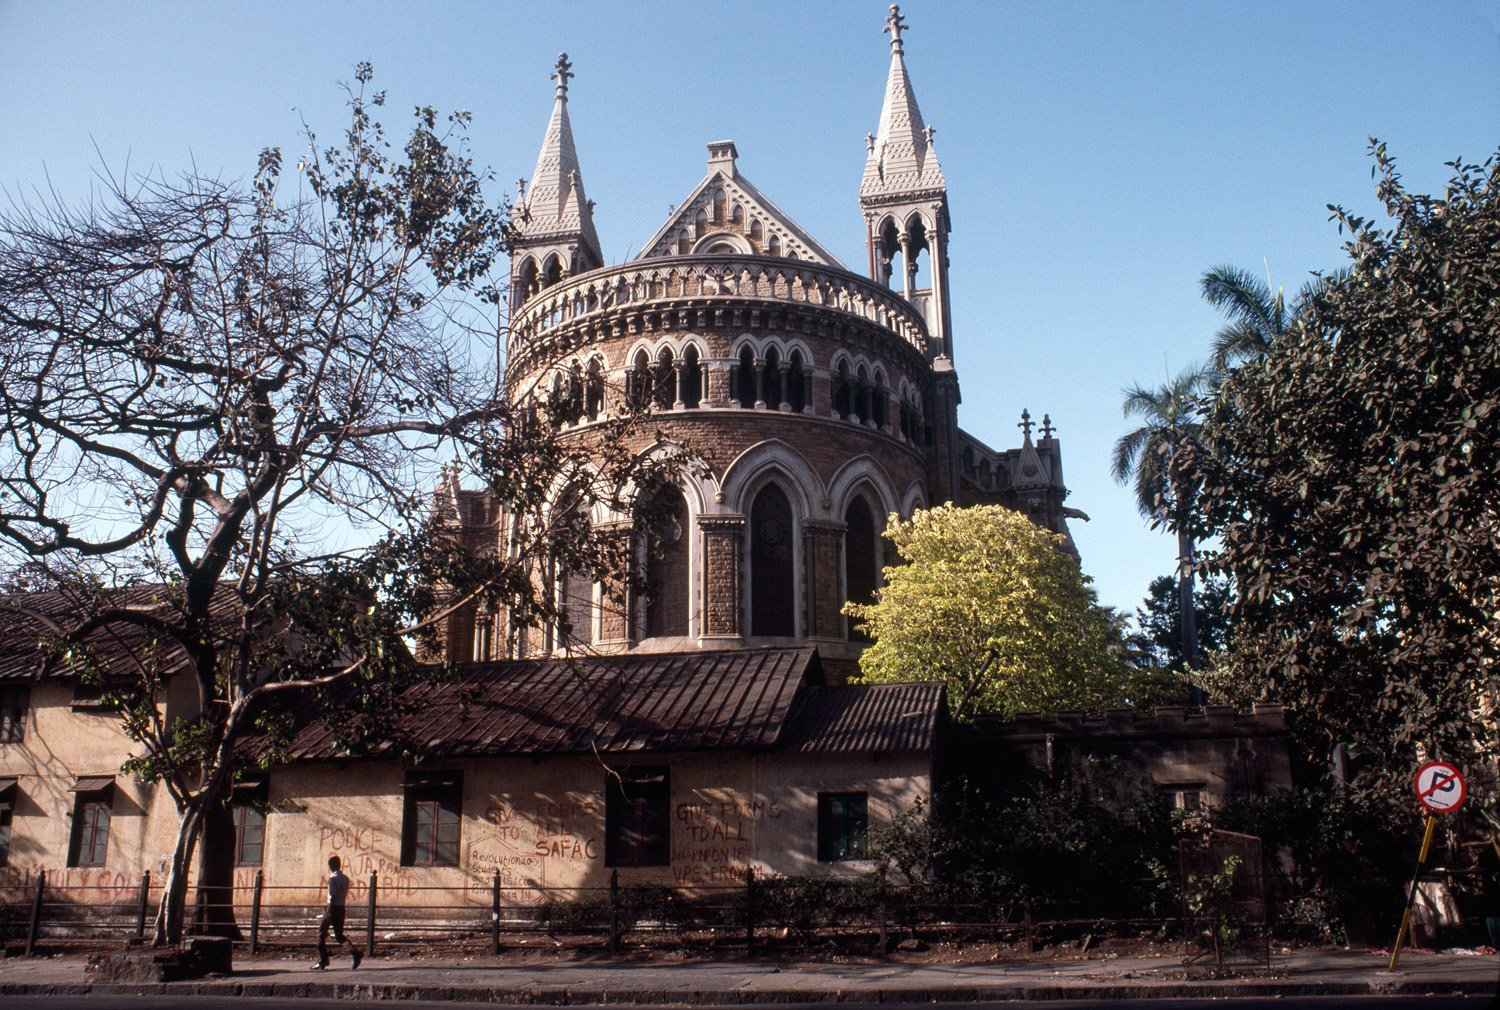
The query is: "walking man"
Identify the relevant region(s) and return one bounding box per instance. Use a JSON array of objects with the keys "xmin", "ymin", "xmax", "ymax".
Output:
[{"xmin": 311, "ymin": 855, "xmax": 362, "ymax": 970}]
